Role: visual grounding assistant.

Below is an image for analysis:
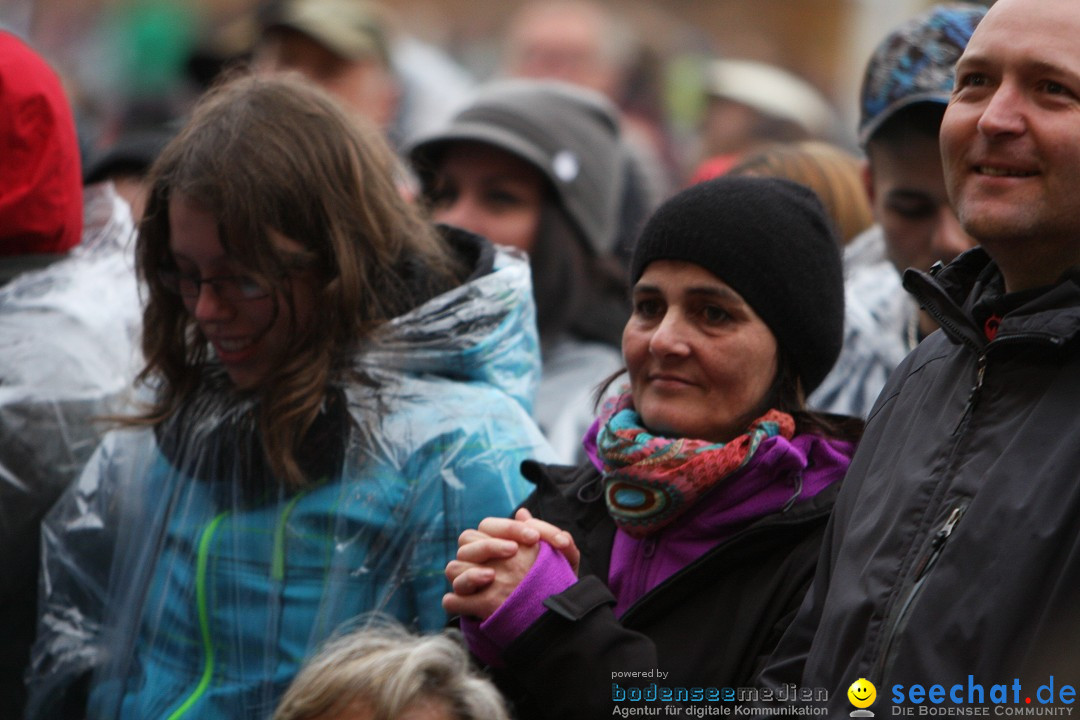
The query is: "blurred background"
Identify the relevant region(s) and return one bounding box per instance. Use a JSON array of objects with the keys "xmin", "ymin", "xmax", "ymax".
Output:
[{"xmin": 0, "ymin": 0, "xmax": 991, "ymax": 185}]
